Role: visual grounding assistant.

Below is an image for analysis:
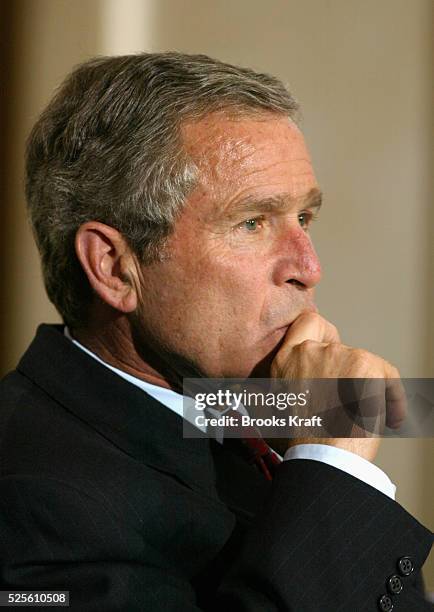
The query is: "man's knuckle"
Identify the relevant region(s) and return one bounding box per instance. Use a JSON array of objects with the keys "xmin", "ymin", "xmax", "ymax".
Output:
[
  {"xmin": 351, "ymin": 347, "xmax": 369, "ymax": 362},
  {"xmin": 328, "ymin": 322, "xmax": 338, "ymax": 335},
  {"xmin": 298, "ymin": 339, "xmax": 316, "ymax": 351},
  {"xmin": 325, "ymin": 341, "xmax": 341, "ymax": 353}
]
